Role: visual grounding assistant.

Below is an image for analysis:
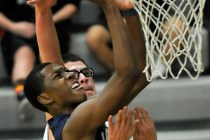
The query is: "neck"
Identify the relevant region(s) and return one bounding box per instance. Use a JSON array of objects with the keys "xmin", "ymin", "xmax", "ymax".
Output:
[{"xmin": 48, "ymin": 106, "xmax": 71, "ymax": 117}]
